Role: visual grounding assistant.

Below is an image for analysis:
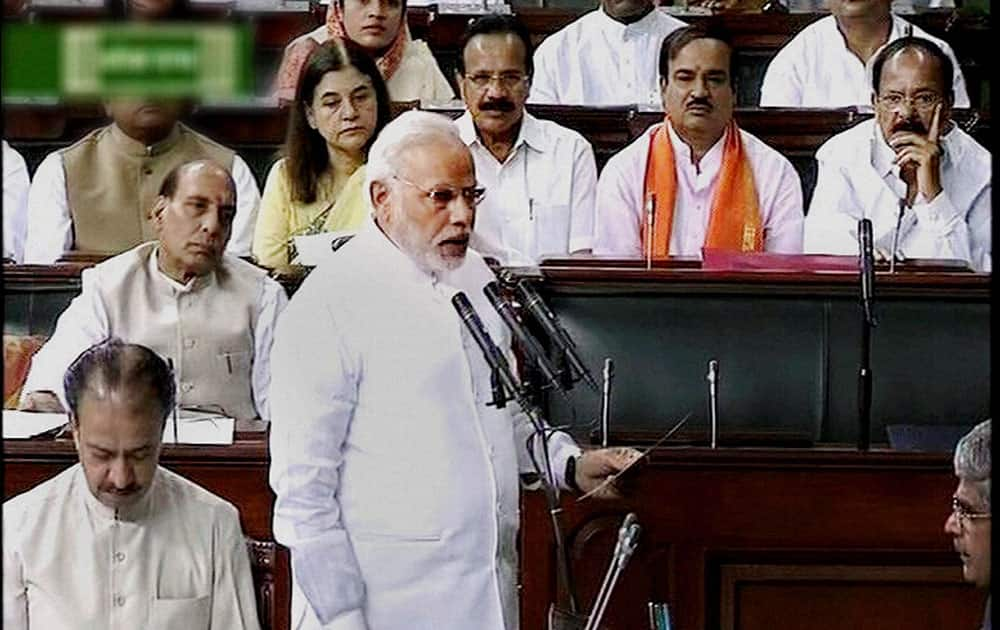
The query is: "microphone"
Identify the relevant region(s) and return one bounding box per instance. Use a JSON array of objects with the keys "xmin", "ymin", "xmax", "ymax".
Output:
[
  {"xmin": 706, "ymin": 359, "xmax": 719, "ymax": 449},
  {"xmin": 452, "ymin": 292, "xmax": 523, "ymax": 408},
  {"xmin": 890, "ymin": 199, "xmax": 906, "ymax": 274},
  {"xmin": 585, "ymin": 515, "xmax": 642, "ymax": 630},
  {"xmin": 483, "ymin": 282, "xmax": 564, "ymax": 394},
  {"xmin": 600, "ymin": 358, "xmax": 614, "ymax": 448},
  {"xmin": 858, "ymin": 218, "xmax": 876, "ymax": 326},
  {"xmin": 514, "ymin": 280, "xmax": 600, "ymax": 392},
  {"xmin": 645, "ymin": 193, "xmax": 656, "ymax": 270}
]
